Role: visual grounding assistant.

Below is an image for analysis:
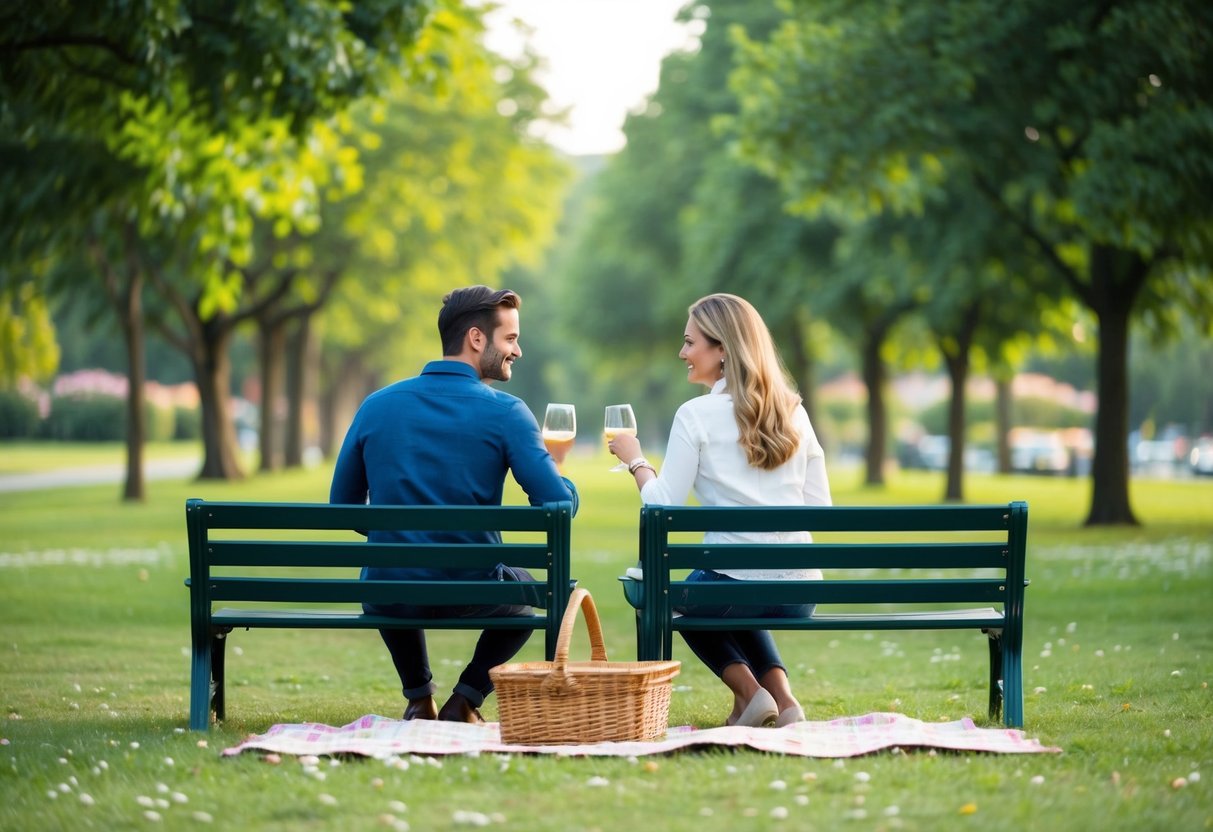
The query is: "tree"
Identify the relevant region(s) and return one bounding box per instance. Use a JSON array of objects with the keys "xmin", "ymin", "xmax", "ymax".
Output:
[
  {"xmin": 733, "ymin": 0, "xmax": 1213, "ymax": 523},
  {"xmin": 311, "ymin": 3, "xmax": 571, "ymax": 449},
  {"xmin": 1, "ymin": 0, "xmax": 434, "ymax": 489}
]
